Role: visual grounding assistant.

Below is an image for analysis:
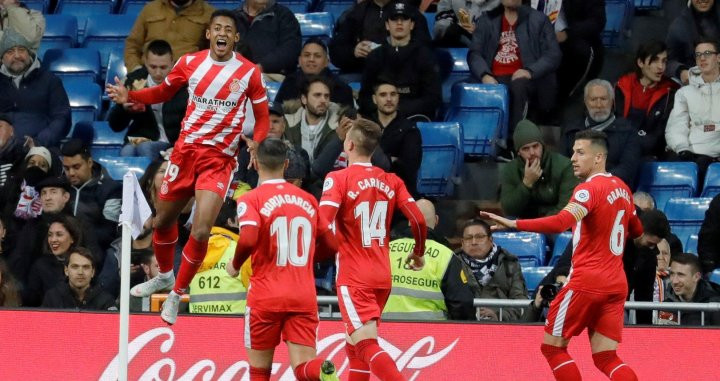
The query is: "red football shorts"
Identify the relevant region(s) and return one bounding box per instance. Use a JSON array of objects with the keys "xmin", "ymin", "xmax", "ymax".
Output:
[
  {"xmin": 158, "ymin": 145, "xmax": 237, "ymax": 201},
  {"xmin": 545, "ymin": 287, "xmax": 625, "ymax": 342},
  {"xmin": 337, "ymin": 285, "xmax": 391, "ymax": 335},
  {"xmin": 243, "ymin": 306, "xmax": 319, "ymax": 350}
]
